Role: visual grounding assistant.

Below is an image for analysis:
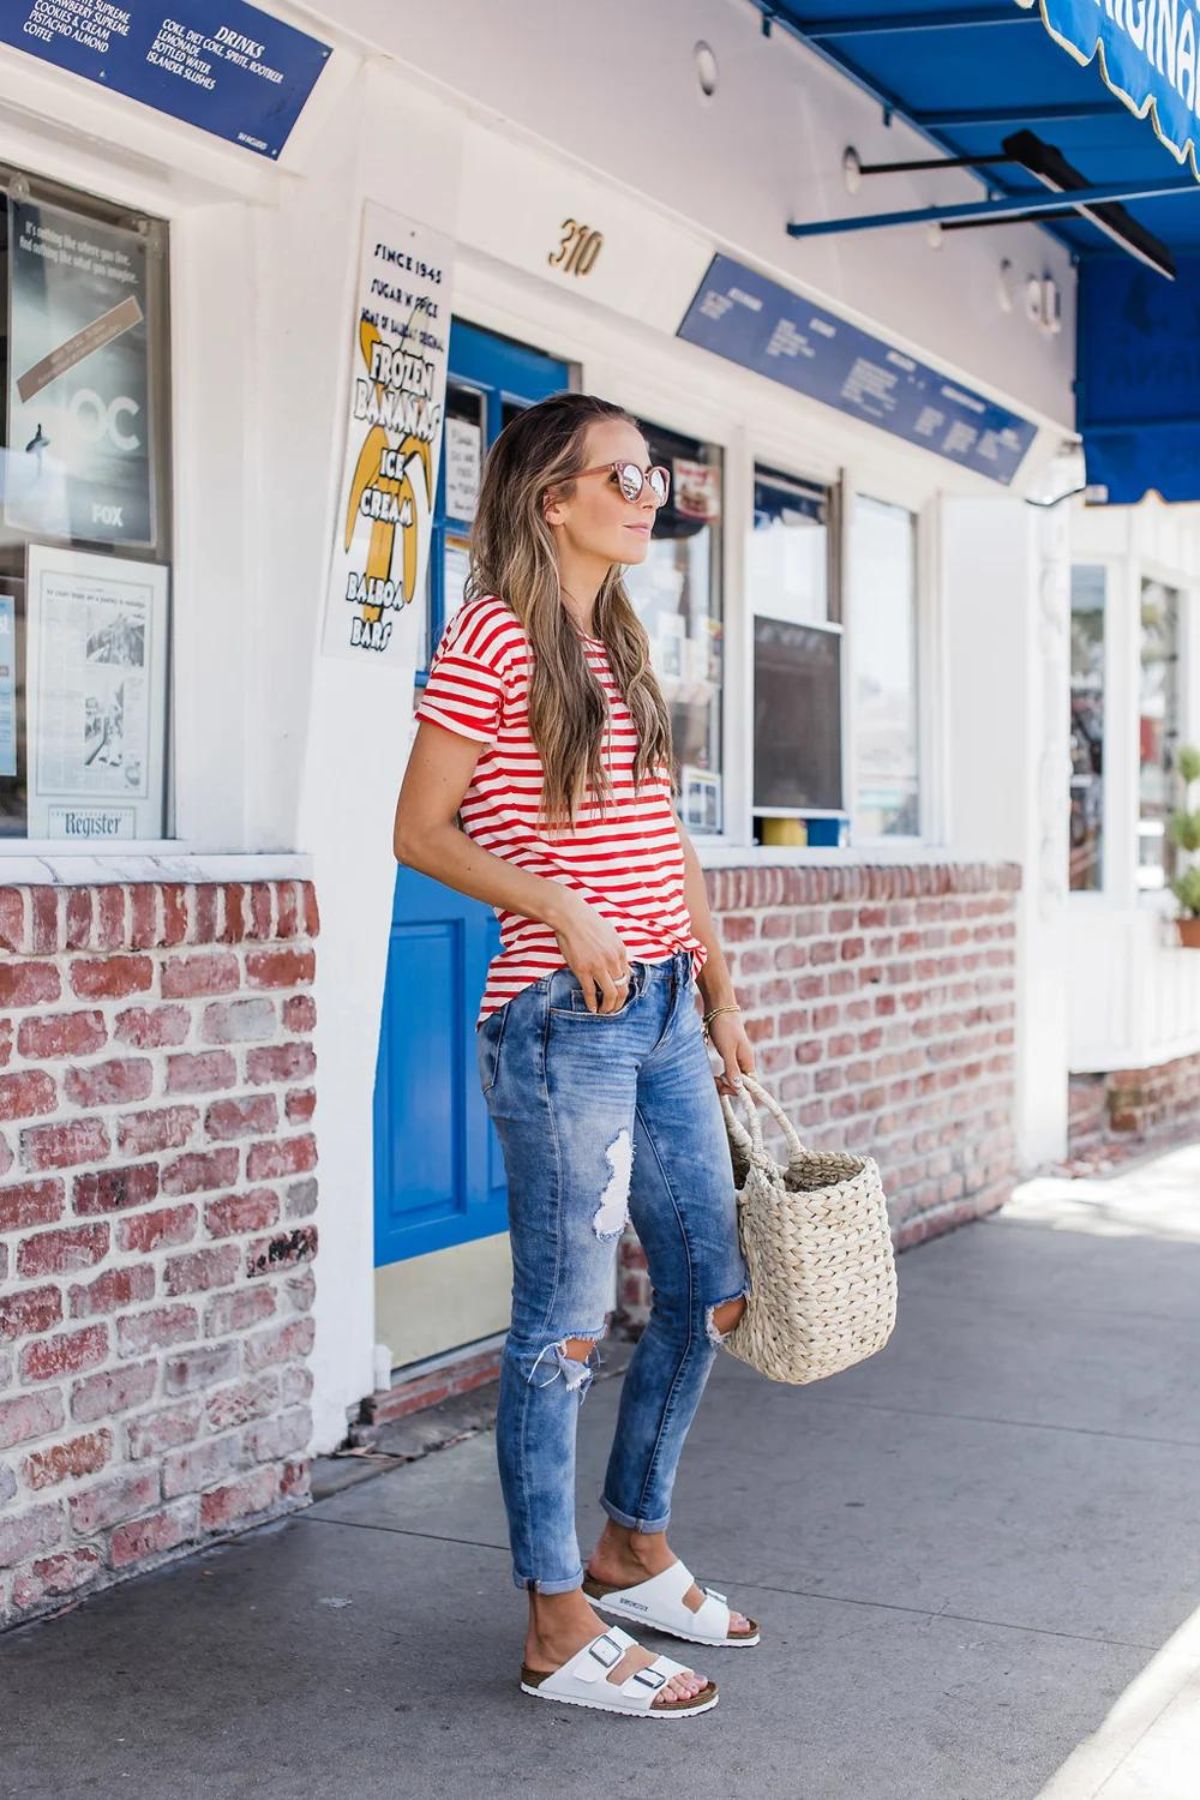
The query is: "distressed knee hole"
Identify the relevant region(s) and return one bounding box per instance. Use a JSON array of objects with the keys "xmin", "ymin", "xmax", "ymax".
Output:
[
  {"xmin": 706, "ymin": 1295, "xmax": 747, "ymax": 1345},
  {"xmin": 529, "ymin": 1332, "xmax": 605, "ymax": 1397},
  {"xmin": 592, "ymin": 1128, "xmax": 633, "ymax": 1241}
]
